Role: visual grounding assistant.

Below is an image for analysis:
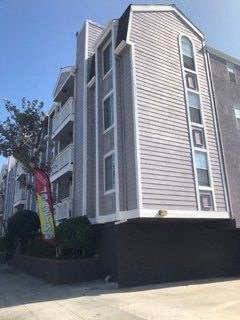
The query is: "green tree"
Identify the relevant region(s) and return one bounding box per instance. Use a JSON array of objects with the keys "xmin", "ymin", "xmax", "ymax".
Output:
[{"xmin": 0, "ymin": 98, "xmax": 49, "ymax": 172}]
